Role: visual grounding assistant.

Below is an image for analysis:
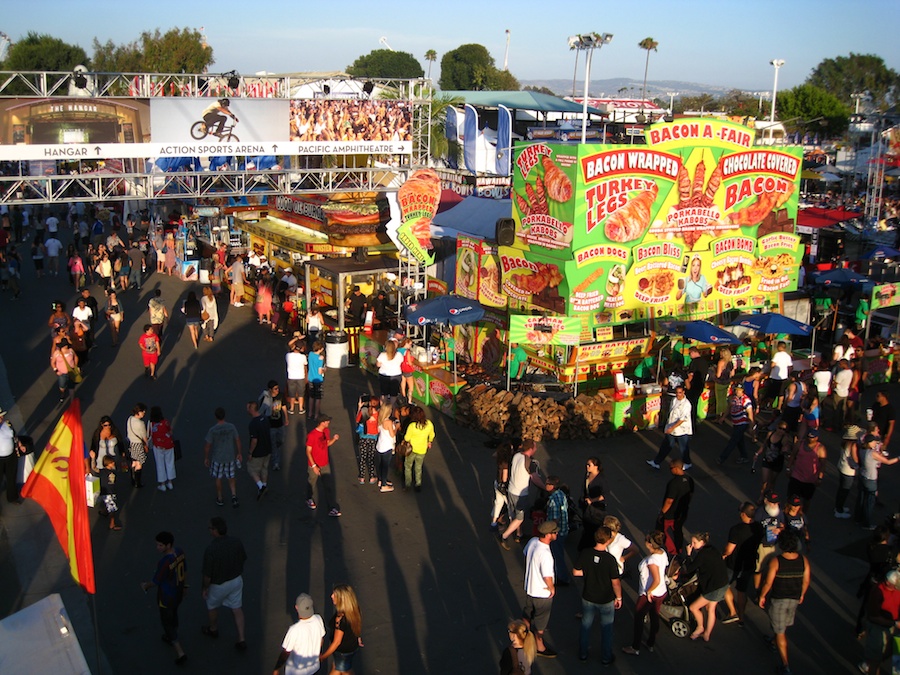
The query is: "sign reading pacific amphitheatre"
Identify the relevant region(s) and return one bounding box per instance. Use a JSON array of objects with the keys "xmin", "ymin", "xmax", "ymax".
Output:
[{"xmin": 501, "ymin": 118, "xmax": 803, "ymax": 324}]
